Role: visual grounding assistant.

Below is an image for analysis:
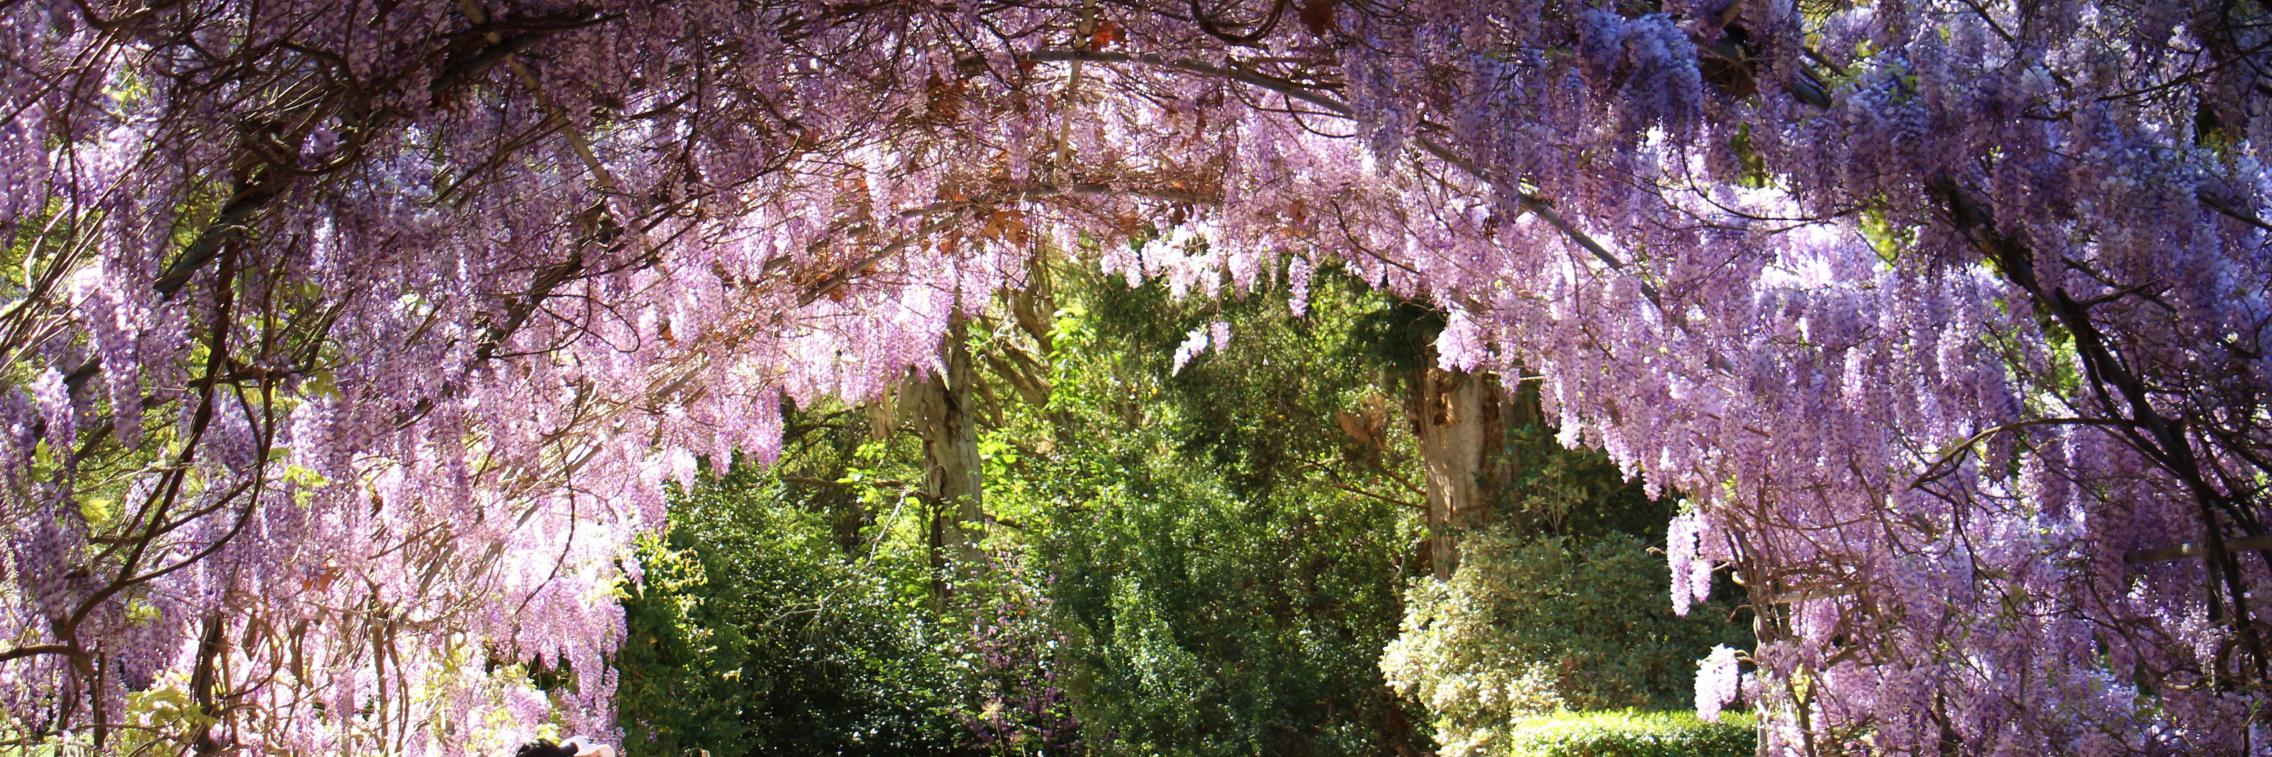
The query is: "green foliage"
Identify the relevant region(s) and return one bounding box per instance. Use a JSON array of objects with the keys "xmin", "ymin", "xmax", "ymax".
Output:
[
  {"xmin": 943, "ymin": 552, "xmax": 1084, "ymax": 753},
  {"xmin": 1381, "ymin": 530, "xmax": 1750, "ymax": 755},
  {"xmin": 1381, "ymin": 380, "xmax": 1753, "ymax": 754},
  {"xmin": 1034, "ymin": 443, "xmax": 1416, "ymax": 755},
  {"xmin": 1498, "ymin": 710, "xmax": 1757, "ymax": 757},
  {"xmin": 1489, "ymin": 423, "xmax": 1673, "ymax": 539},
  {"xmin": 615, "ymin": 466, "xmax": 963, "ymax": 756},
  {"xmin": 1347, "ymin": 291, "xmax": 1444, "ymax": 375},
  {"xmin": 1080, "ymin": 261, "xmax": 1421, "ymax": 497},
  {"xmin": 1006, "ymin": 265, "xmax": 1429, "ymax": 755},
  {"xmin": 613, "ymin": 256, "xmax": 1751, "ymax": 757}
]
